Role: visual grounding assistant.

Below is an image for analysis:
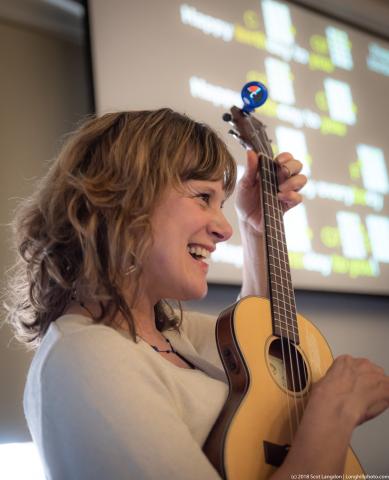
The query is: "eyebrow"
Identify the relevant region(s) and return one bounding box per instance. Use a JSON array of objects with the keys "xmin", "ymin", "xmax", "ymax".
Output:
[
  {"xmin": 187, "ymin": 180, "xmax": 227, "ymax": 203},
  {"xmin": 203, "ymin": 186, "xmax": 227, "ymax": 205}
]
